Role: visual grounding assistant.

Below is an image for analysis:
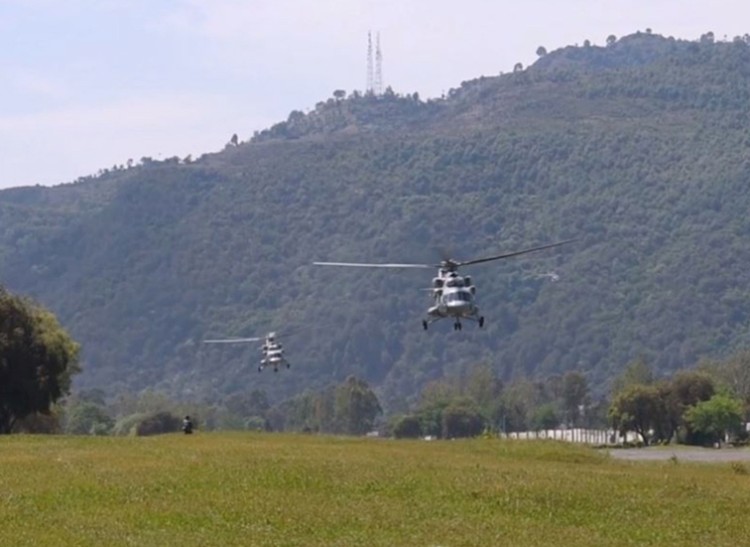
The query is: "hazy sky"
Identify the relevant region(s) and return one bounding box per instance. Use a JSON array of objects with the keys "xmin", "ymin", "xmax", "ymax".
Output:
[{"xmin": 1, "ymin": 0, "xmax": 747, "ymax": 189}]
